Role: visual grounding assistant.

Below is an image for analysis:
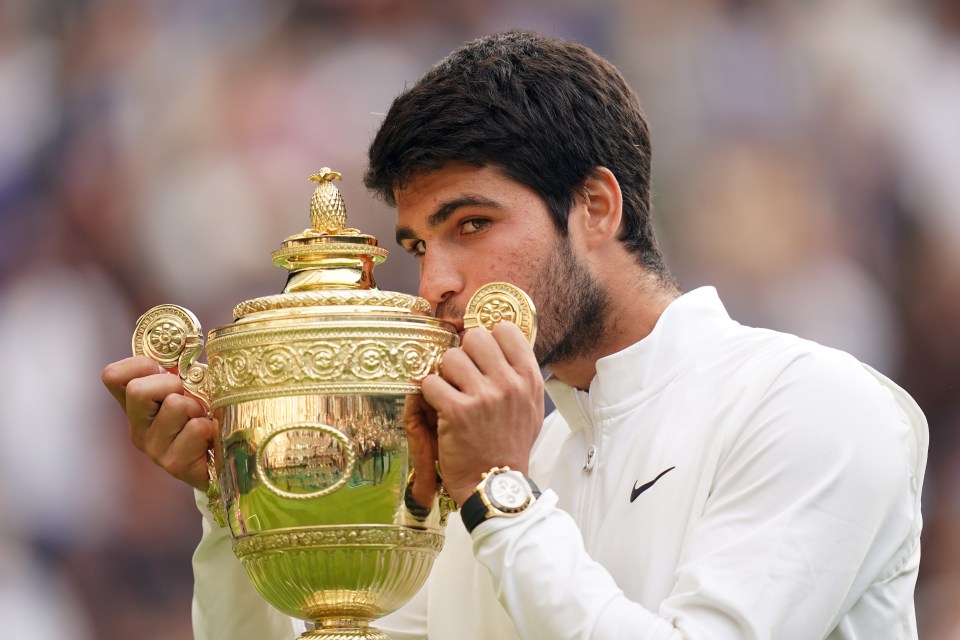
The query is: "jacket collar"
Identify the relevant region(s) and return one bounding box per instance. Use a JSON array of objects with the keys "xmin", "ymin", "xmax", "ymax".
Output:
[{"xmin": 545, "ymin": 286, "xmax": 734, "ymax": 429}]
